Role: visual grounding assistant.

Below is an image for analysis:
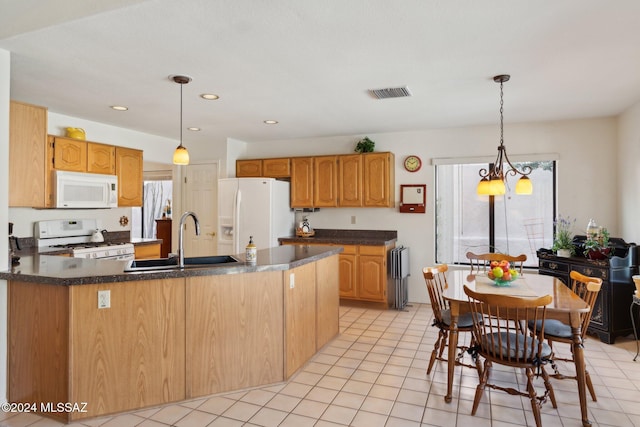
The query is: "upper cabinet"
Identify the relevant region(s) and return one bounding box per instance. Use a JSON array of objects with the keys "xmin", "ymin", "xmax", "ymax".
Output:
[
  {"xmin": 51, "ymin": 137, "xmax": 87, "ymax": 171},
  {"xmin": 313, "ymin": 156, "xmax": 338, "ymax": 207},
  {"xmin": 87, "ymin": 142, "xmax": 116, "ymax": 174},
  {"xmin": 237, "ymin": 158, "xmax": 291, "ymax": 178},
  {"xmin": 236, "ymin": 159, "xmax": 262, "ymax": 177},
  {"xmin": 116, "ymin": 147, "xmax": 143, "ymax": 207},
  {"xmin": 239, "ymin": 152, "xmax": 395, "ymax": 209},
  {"xmin": 363, "ymin": 152, "xmax": 394, "ymax": 207},
  {"xmin": 9, "ymin": 101, "xmax": 48, "ymax": 208},
  {"xmin": 290, "ymin": 157, "xmax": 314, "ymax": 208},
  {"xmin": 262, "ymin": 158, "xmax": 291, "ymax": 178},
  {"xmin": 338, "ymin": 154, "xmax": 363, "ymax": 207}
]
